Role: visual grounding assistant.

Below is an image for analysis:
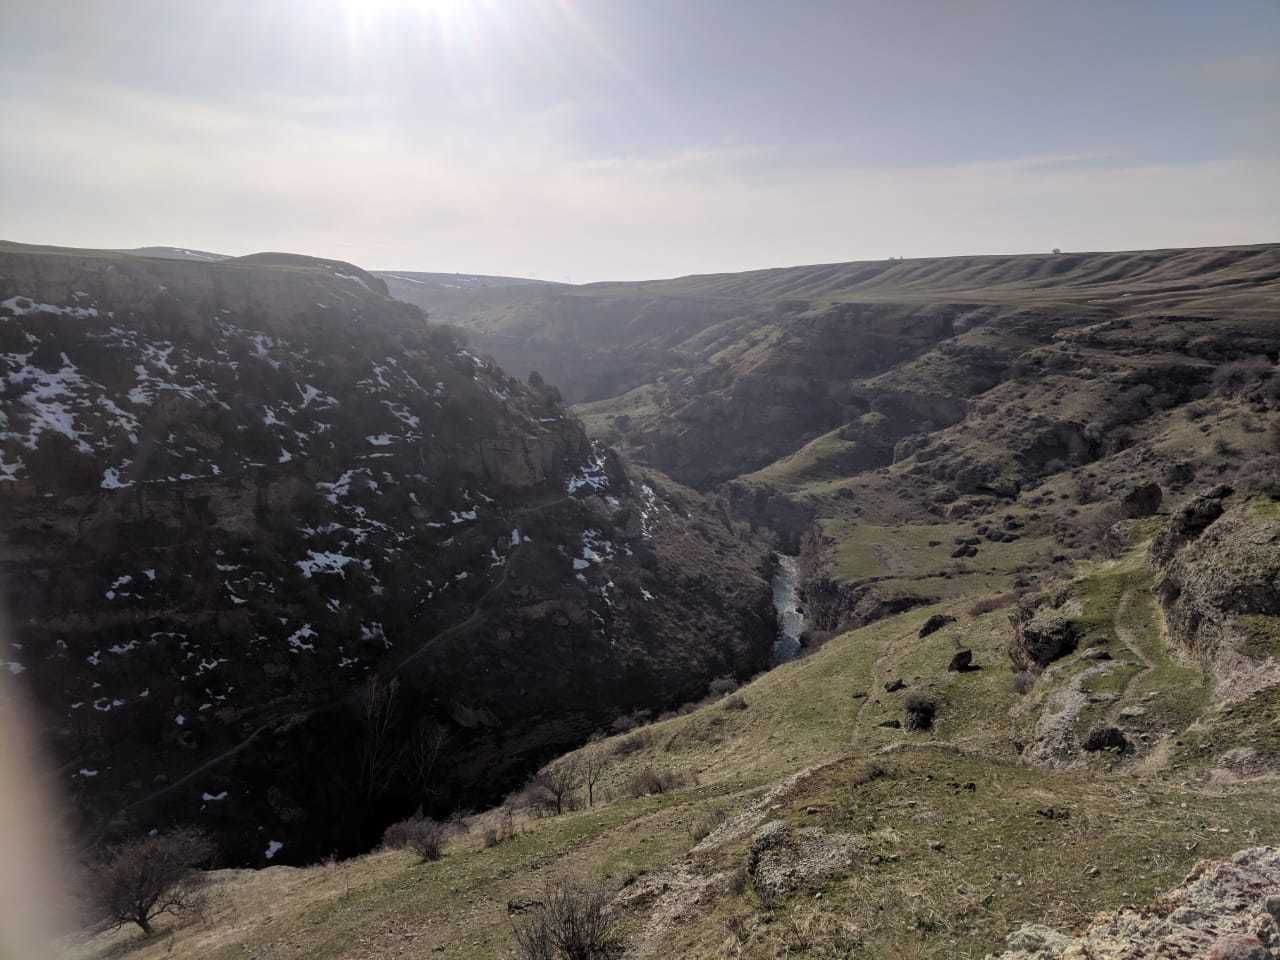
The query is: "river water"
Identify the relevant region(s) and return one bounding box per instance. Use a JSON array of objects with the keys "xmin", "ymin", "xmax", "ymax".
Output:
[{"xmin": 771, "ymin": 553, "xmax": 806, "ymax": 663}]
